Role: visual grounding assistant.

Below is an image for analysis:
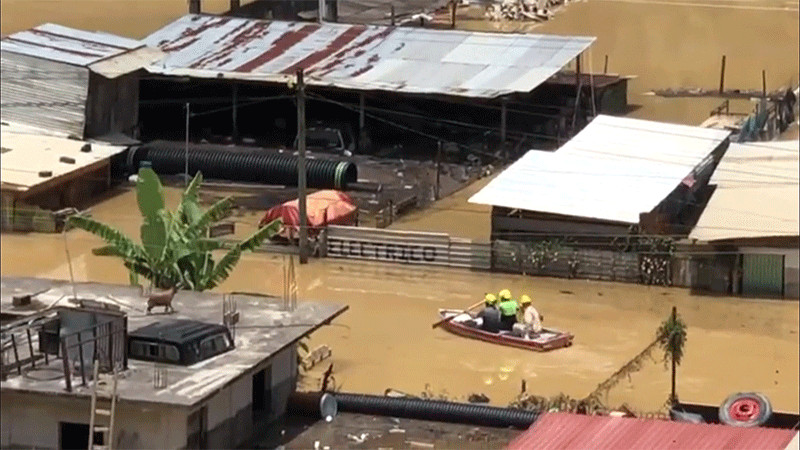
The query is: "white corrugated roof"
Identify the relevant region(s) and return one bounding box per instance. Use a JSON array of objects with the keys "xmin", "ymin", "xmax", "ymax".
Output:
[
  {"xmin": 143, "ymin": 14, "xmax": 594, "ymax": 98},
  {"xmin": 0, "ymin": 123, "xmax": 127, "ymax": 192},
  {"xmin": 689, "ymin": 140, "xmax": 799, "ymax": 242},
  {"xmin": 1, "ymin": 23, "xmax": 143, "ymax": 67},
  {"xmin": 468, "ymin": 115, "xmax": 731, "ymax": 224}
]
